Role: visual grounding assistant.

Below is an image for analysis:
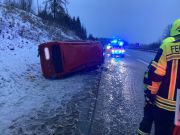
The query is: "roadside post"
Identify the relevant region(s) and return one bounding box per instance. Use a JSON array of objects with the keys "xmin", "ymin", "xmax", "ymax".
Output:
[
  {"xmin": 175, "ymin": 89, "xmax": 180, "ymax": 126},
  {"xmin": 173, "ymin": 89, "xmax": 180, "ymax": 135}
]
